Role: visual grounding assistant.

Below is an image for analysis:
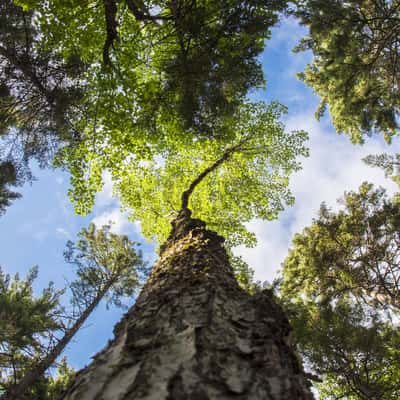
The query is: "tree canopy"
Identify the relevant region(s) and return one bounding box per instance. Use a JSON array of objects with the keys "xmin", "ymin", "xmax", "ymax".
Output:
[
  {"xmin": 12, "ymin": 0, "xmax": 287, "ymax": 138},
  {"xmin": 0, "ymin": 0, "xmax": 84, "ymax": 175},
  {"xmin": 294, "ymin": 0, "xmax": 400, "ymax": 143},
  {"xmin": 0, "ymin": 0, "xmax": 290, "ymax": 216},
  {"xmin": 280, "ymin": 183, "xmax": 400, "ymax": 399},
  {"xmin": 63, "ymin": 101, "xmax": 308, "ymax": 248}
]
